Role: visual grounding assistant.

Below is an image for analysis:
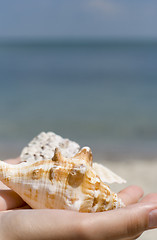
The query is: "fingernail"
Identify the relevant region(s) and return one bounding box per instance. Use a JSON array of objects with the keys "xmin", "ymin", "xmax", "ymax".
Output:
[{"xmin": 149, "ymin": 209, "xmax": 157, "ymax": 228}]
